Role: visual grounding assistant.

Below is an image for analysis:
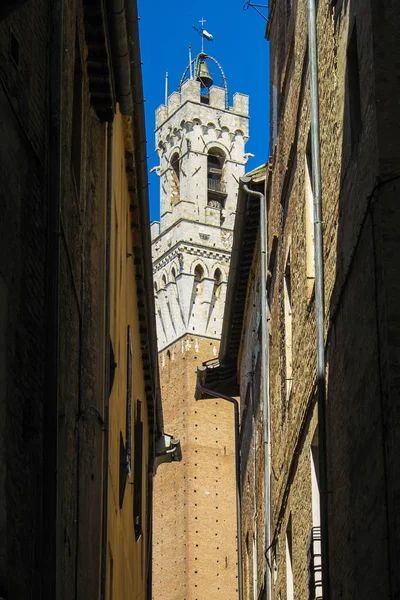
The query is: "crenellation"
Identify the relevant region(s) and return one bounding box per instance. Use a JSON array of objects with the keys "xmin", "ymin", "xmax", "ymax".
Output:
[
  {"xmin": 151, "ymin": 221, "xmax": 160, "ymax": 240},
  {"xmin": 167, "ymin": 90, "xmax": 180, "ymax": 113},
  {"xmin": 232, "ymin": 91, "xmax": 249, "ymax": 116},
  {"xmin": 209, "ymin": 86, "xmax": 226, "ymax": 109},
  {"xmin": 181, "ymin": 77, "xmax": 201, "ymax": 103},
  {"xmin": 155, "ymin": 104, "xmax": 168, "ymax": 129}
]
